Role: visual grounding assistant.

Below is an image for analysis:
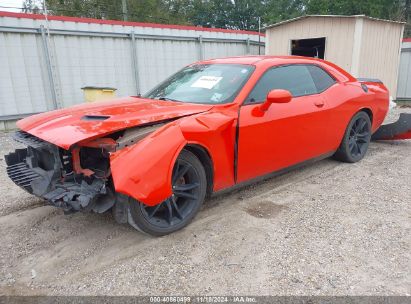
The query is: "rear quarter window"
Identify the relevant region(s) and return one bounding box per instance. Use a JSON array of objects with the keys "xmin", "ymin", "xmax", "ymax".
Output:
[{"xmin": 307, "ymin": 65, "xmax": 336, "ymax": 92}]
